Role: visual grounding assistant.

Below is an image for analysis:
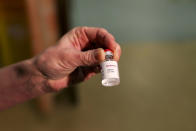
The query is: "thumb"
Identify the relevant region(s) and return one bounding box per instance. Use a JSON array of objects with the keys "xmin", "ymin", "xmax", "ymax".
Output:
[{"xmin": 79, "ymin": 48, "xmax": 105, "ymax": 66}]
